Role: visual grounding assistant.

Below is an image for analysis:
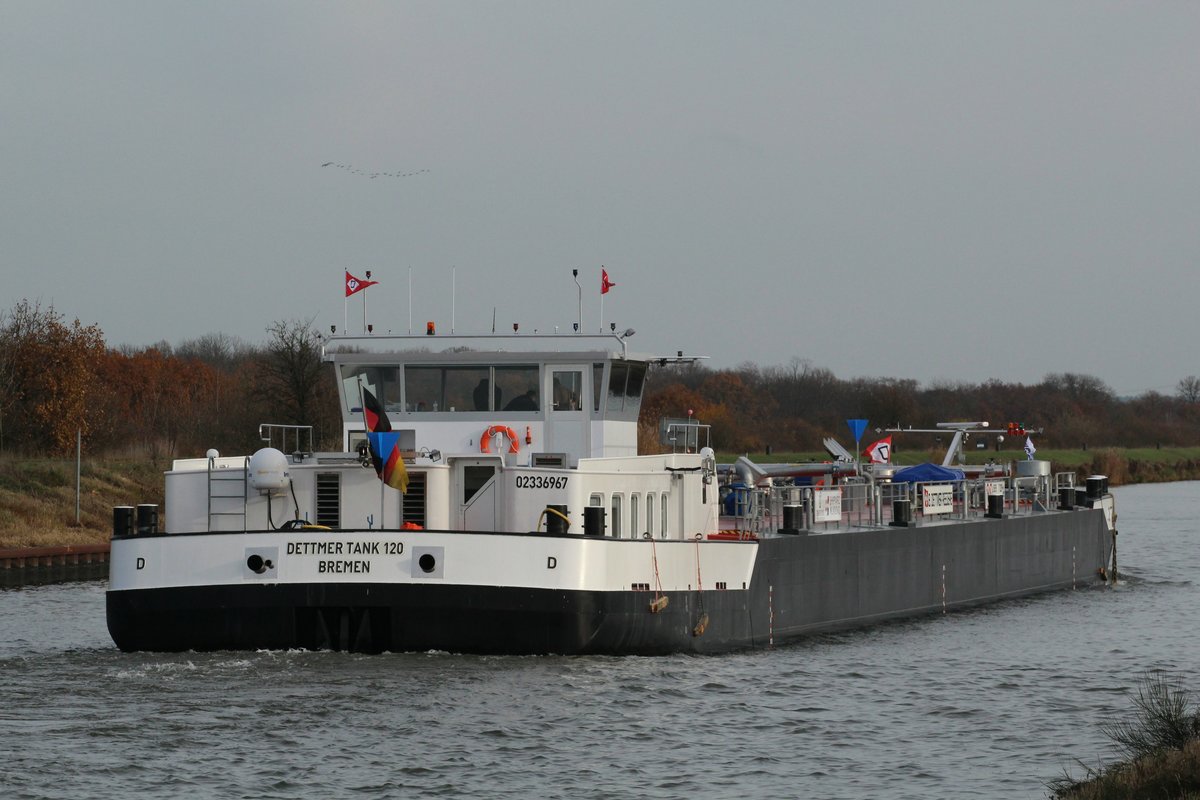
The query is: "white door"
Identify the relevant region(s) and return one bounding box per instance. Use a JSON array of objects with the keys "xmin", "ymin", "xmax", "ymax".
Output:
[
  {"xmin": 545, "ymin": 366, "xmax": 589, "ymax": 464},
  {"xmin": 454, "ymin": 457, "xmax": 501, "ymax": 531}
]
